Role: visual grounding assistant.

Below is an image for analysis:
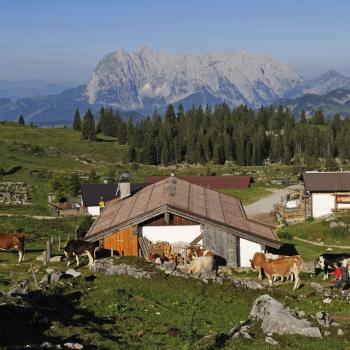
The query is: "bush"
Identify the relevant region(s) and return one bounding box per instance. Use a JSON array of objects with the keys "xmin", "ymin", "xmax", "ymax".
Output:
[{"xmin": 277, "ymin": 229, "xmax": 293, "ymax": 240}]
